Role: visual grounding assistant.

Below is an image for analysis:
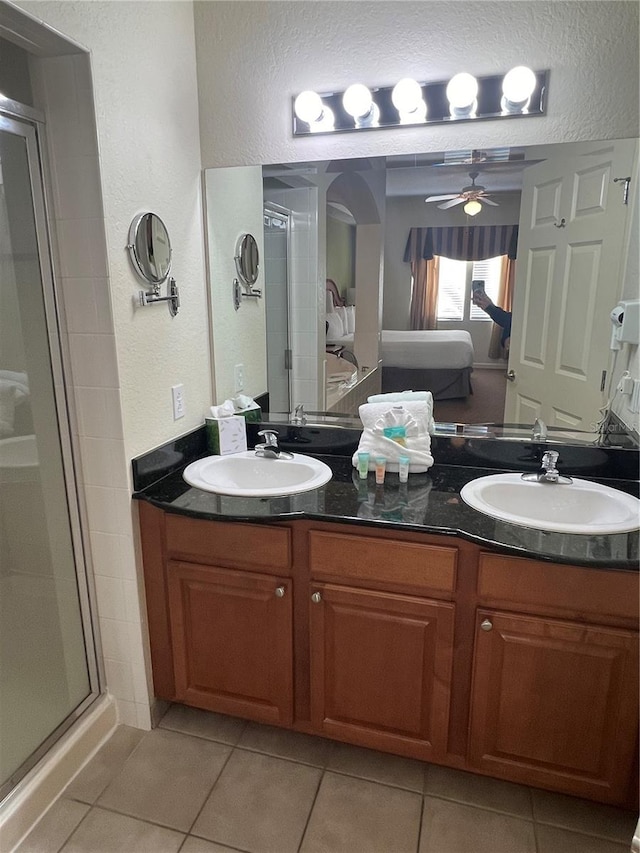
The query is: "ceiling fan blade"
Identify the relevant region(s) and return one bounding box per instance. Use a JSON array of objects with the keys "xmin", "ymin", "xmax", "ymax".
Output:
[
  {"xmin": 425, "ymin": 194, "xmax": 459, "ymax": 203},
  {"xmin": 482, "ymin": 198, "xmax": 500, "ymax": 206},
  {"xmin": 438, "ymin": 197, "xmax": 465, "ymax": 209}
]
